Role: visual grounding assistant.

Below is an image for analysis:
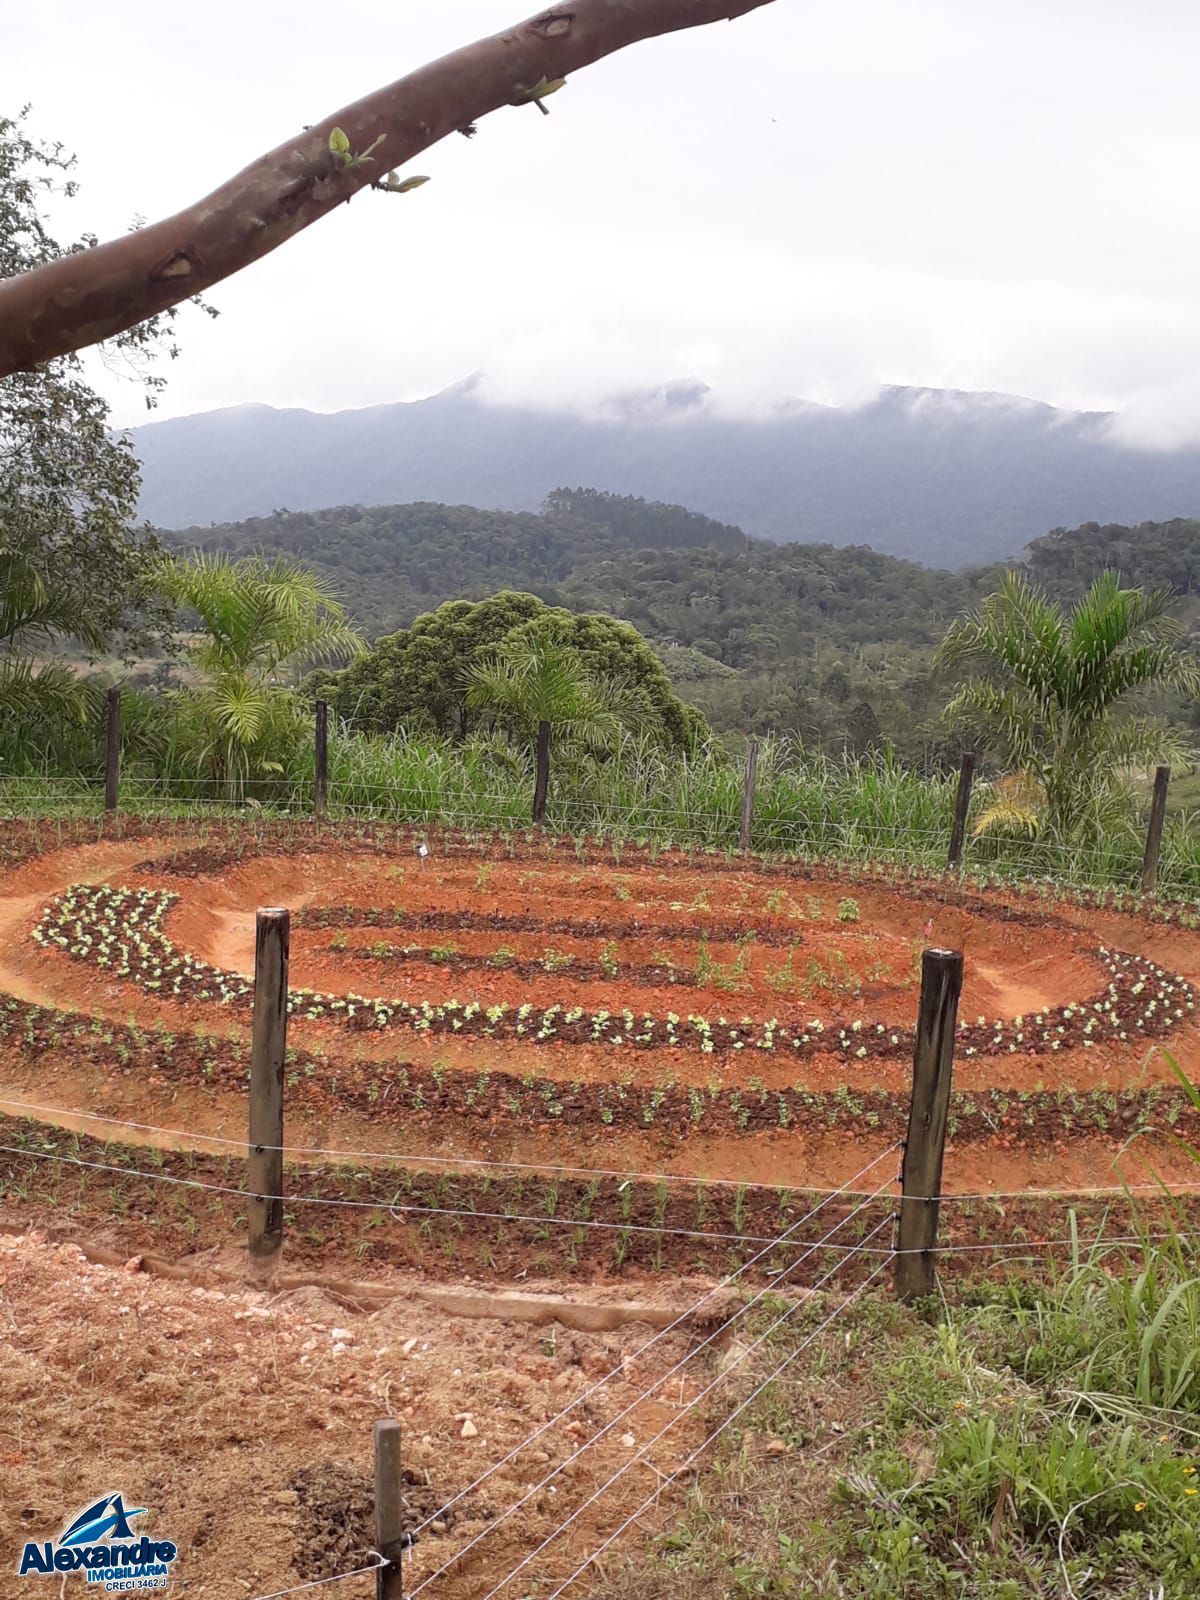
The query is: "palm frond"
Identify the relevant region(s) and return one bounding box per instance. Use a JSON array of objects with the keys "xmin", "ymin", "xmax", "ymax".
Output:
[{"xmin": 971, "ymin": 771, "xmax": 1046, "ymax": 838}]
